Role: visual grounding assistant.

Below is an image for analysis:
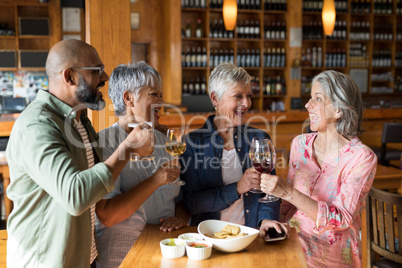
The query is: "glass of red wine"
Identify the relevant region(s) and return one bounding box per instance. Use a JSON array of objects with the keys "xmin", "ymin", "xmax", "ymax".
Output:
[{"xmin": 249, "ymin": 137, "xmax": 279, "ymax": 203}]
